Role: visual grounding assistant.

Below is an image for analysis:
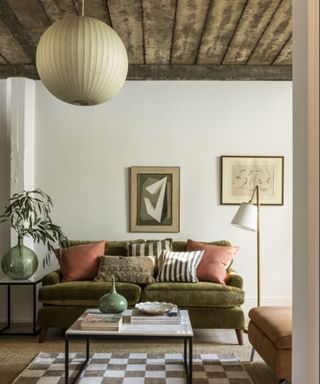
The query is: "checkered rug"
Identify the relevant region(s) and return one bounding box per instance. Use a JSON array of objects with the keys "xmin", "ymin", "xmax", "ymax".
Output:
[{"xmin": 13, "ymin": 352, "xmax": 253, "ymax": 384}]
